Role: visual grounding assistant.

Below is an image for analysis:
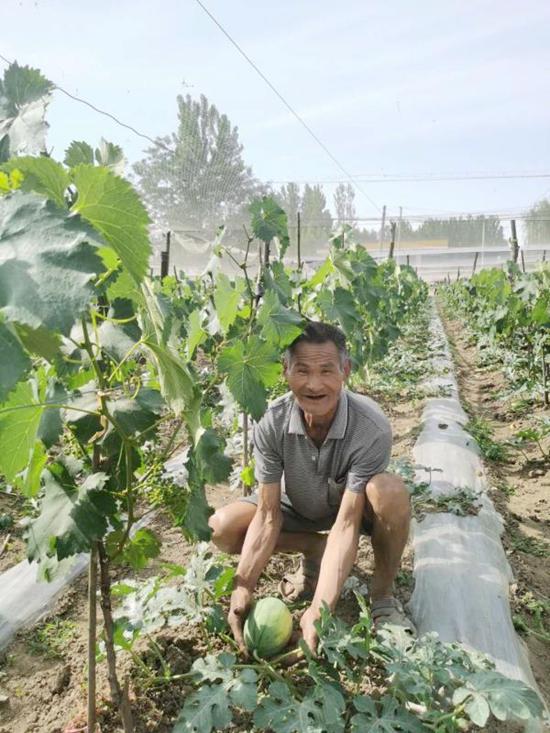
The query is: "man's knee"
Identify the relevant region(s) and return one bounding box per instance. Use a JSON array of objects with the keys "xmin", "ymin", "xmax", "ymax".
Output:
[
  {"xmin": 365, "ymin": 473, "xmax": 410, "ymax": 525},
  {"xmin": 208, "ymin": 503, "xmax": 254, "ymax": 554}
]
